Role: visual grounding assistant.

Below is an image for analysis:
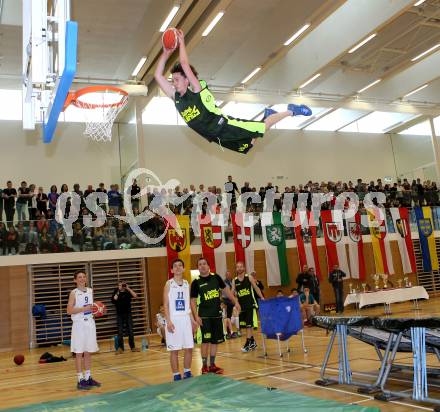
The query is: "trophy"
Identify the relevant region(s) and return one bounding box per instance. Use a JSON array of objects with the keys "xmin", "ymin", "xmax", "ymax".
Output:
[
  {"xmin": 404, "ymin": 276, "xmax": 409, "ymax": 288},
  {"xmin": 397, "ymin": 279, "xmax": 403, "ymax": 288},
  {"xmin": 349, "ymin": 283, "xmax": 353, "ymax": 294},
  {"xmin": 372, "ymin": 274, "xmax": 380, "ymax": 290},
  {"xmin": 362, "ymin": 283, "xmax": 367, "ymax": 293},
  {"xmin": 382, "ymin": 274, "xmax": 388, "ymax": 289}
]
